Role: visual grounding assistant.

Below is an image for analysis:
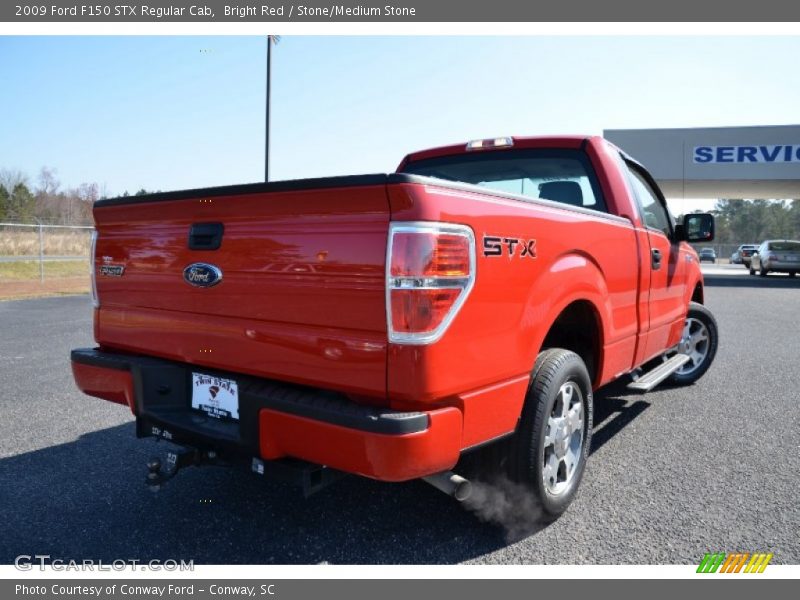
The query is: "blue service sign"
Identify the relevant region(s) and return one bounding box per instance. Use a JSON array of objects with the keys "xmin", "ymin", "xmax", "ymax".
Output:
[{"xmin": 694, "ymin": 145, "xmax": 800, "ymax": 164}]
